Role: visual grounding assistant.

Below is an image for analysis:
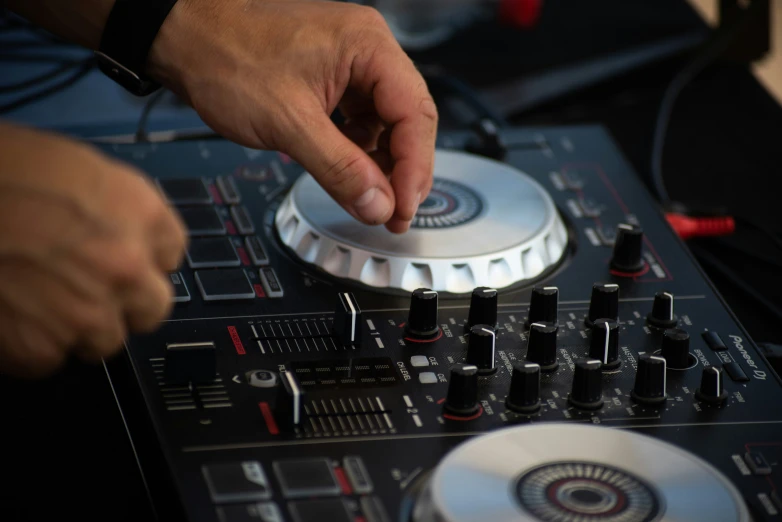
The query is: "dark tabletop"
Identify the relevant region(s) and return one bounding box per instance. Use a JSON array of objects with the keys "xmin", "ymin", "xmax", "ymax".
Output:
[{"xmin": 2, "ymin": 1, "xmax": 781, "ymax": 520}]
